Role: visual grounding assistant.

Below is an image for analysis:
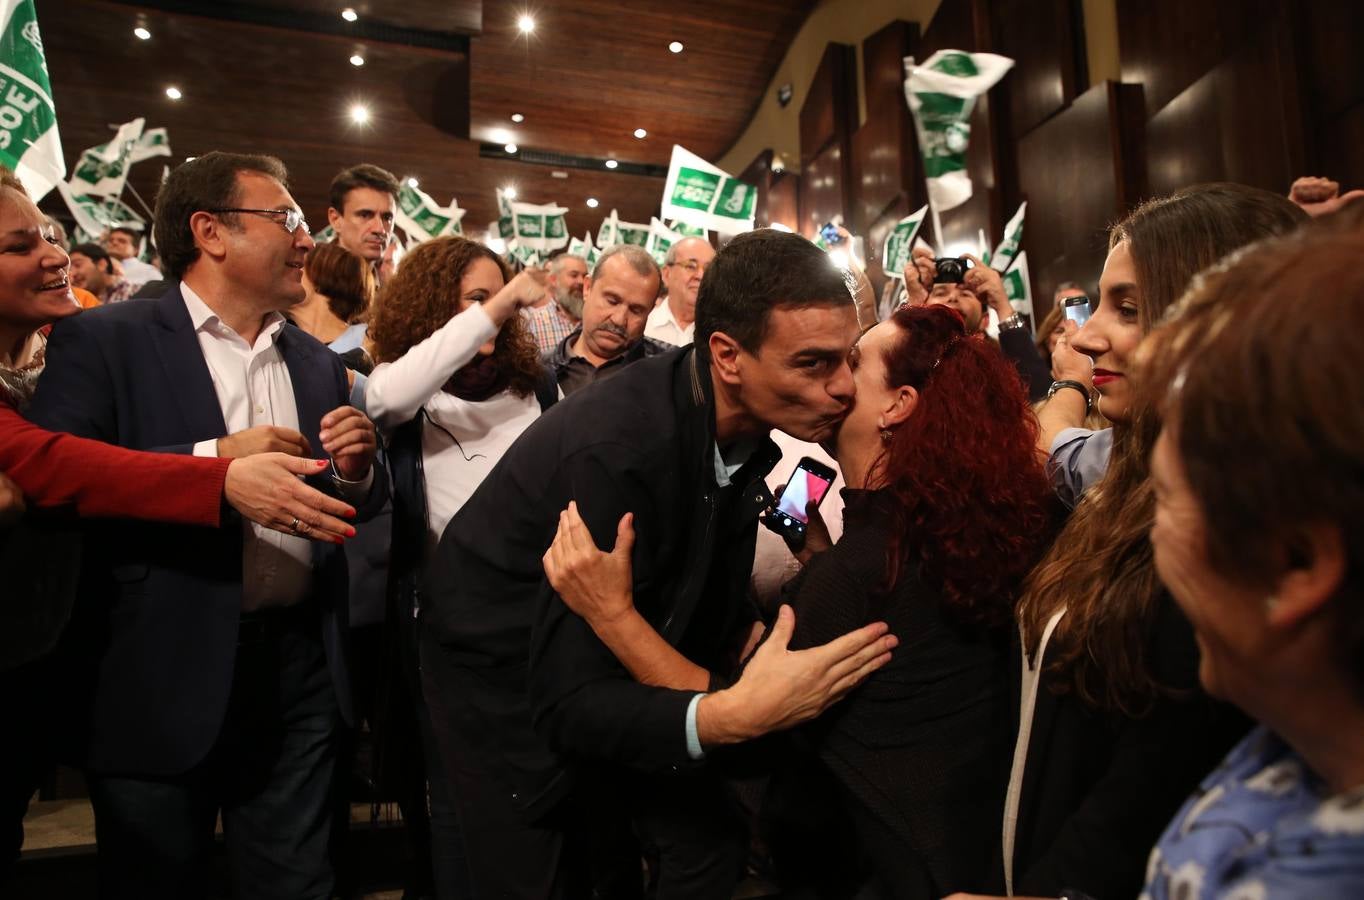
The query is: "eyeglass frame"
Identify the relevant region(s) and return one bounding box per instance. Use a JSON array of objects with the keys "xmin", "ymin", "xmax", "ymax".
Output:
[
  {"xmin": 206, "ymin": 207, "xmax": 310, "ymax": 236},
  {"xmin": 667, "ymin": 258, "xmax": 709, "ymax": 276}
]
